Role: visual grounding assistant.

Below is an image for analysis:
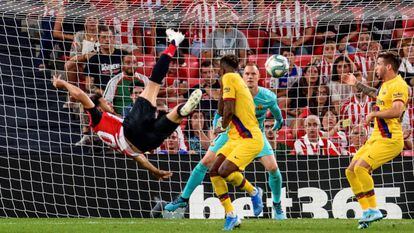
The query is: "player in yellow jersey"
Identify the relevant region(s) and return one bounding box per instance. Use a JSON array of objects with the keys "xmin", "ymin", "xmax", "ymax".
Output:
[
  {"xmin": 209, "ymin": 55, "xmax": 264, "ymax": 231},
  {"xmin": 342, "ymin": 51, "xmax": 409, "ymax": 229}
]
